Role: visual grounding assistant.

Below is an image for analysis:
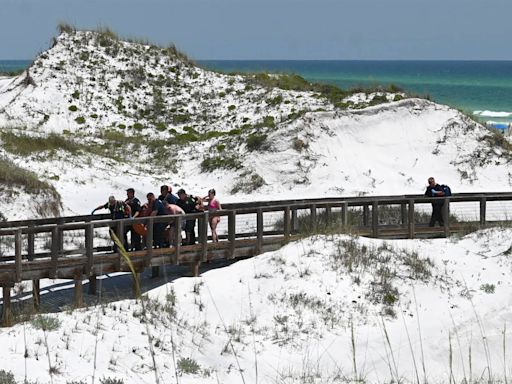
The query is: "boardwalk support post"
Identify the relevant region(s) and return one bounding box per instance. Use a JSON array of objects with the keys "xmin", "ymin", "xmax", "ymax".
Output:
[
  {"xmin": 174, "ymin": 216, "xmax": 182, "ymax": 264},
  {"xmin": 310, "ymin": 204, "xmax": 317, "ymax": 233},
  {"xmin": 32, "ymin": 279, "xmax": 40, "ymax": 310},
  {"xmin": 74, "ymin": 271, "xmax": 83, "ymax": 308},
  {"xmin": 28, "ymin": 224, "xmax": 35, "ymax": 261},
  {"xmin": 291, "ymin": 209, "xmax": 298, "ymax": 233},
  {"xmin": 401, "ymin": 203, "xmax": 407, "ymax": 226},
  {"xmin": 363, "ymin": 204, "xmax": 369, "ymax": 227},
  {"xmin": 1, "ymin": 285, "xmax": 13, "ymax": 327},
  {"xmin": 50, "ymin": 227, "xmax": 59, "ymax": 279}
]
